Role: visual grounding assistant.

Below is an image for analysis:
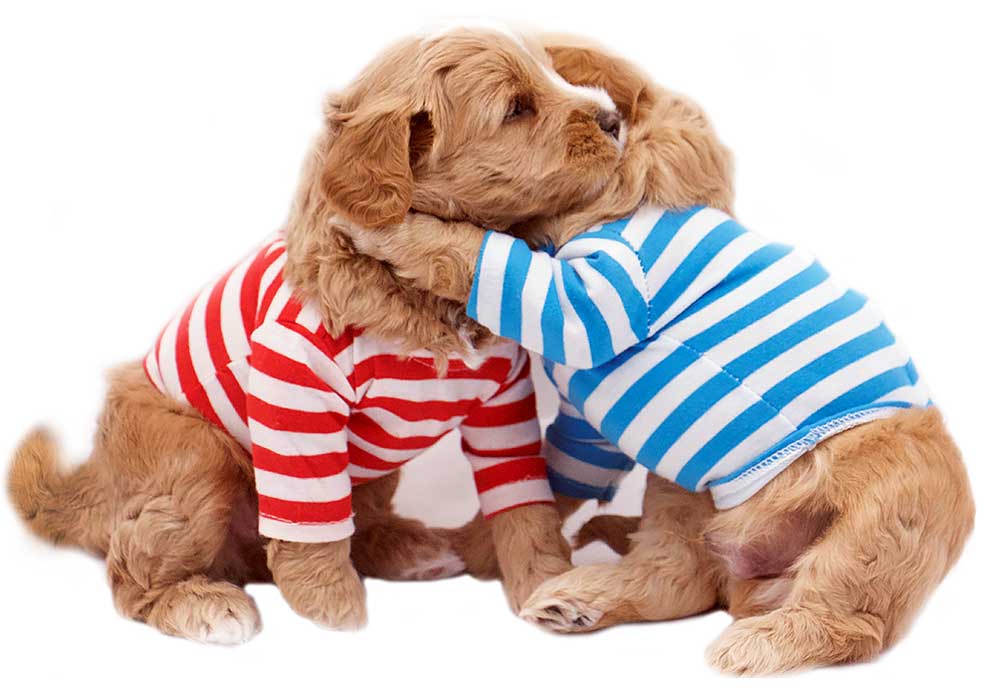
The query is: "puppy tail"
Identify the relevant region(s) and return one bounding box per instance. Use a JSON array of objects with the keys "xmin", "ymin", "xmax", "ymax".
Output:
[{"xmin": 7, "ymin": 428, "xmax": 106, "ymax": 552}]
